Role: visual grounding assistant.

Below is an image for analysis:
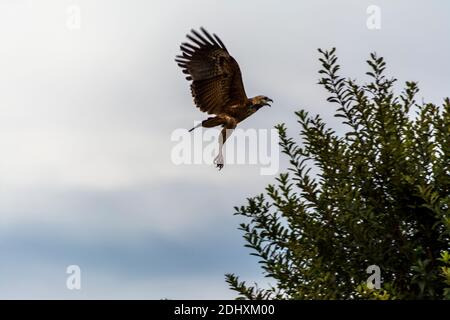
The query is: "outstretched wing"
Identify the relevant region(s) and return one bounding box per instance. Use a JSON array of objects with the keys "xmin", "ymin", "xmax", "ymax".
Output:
[{"xmin": 175, "ymin": 28, "xmax": 248, "ymax": 115}]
